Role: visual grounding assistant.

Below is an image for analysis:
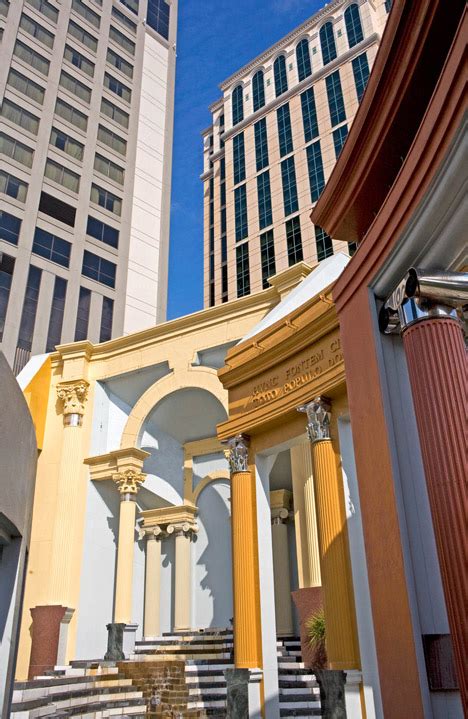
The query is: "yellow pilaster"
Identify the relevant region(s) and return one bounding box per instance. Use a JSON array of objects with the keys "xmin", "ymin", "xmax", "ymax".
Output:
[
  {"xmin": 290, "ymin": 441, "xmax": 322, "ymax": 588},
  {"xmin": 300, "ymin": 397, "xmax": 360, "ymax": 670},
  {"xmin": 112, "ymin": 469, "xmax": 145, "ymax": 624},
  {"xmin": 226, "ymin": 435, "xmax": 262, "ymax": 669}
]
